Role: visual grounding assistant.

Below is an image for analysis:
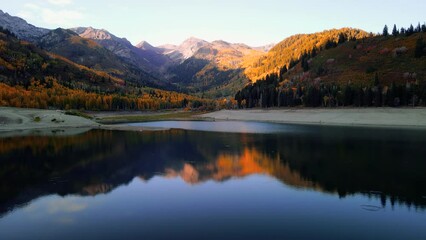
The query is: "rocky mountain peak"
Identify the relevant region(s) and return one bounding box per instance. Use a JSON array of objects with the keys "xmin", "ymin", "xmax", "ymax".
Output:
[
  {"xmin": 162, "ymin": 37, "xmax": 211, "ymax": 62},
  {"xmin": 181, "ymin": 37, "xmax": 209, "ymax": 48},
  {"xmin": 73, "ymin": 27, "xmax": 114, "ymax": 40},
  {"xmin": 0, "ymin": 9, "xmax": 49, "ymax": 42},
  {"xmin": 136, "ymin": 40, "xmax": 155, "ymax": 50},
  {"xmin": 211, "ymin": 40, "xmax": 231, "ymax": 47}
]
